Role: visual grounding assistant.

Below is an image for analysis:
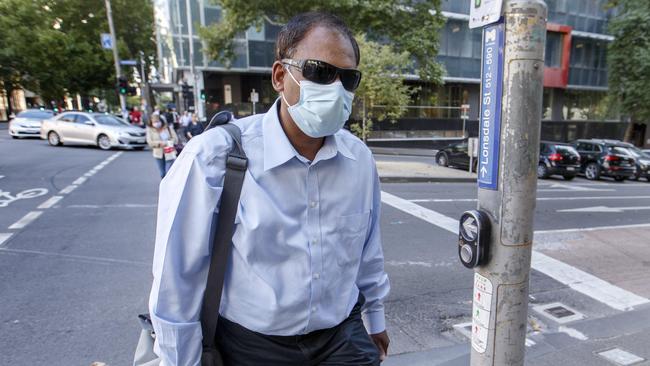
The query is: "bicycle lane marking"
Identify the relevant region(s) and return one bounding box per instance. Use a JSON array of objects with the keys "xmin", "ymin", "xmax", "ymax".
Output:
[{"xmin": 2, "ymin": 152, "xmax": 123, "ymax": 248}]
